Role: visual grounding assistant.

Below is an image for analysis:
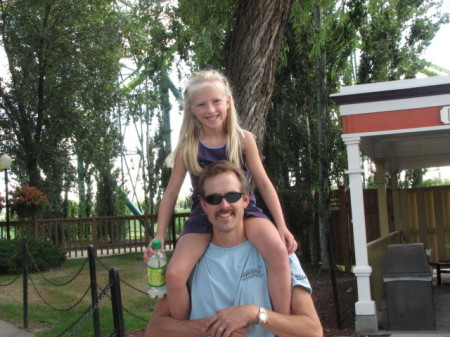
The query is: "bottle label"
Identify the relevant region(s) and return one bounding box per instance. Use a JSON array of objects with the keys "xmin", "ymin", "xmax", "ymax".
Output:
[{"xmin": 148, "ymin": 266, "xmax": 166, "ymax": 287}]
